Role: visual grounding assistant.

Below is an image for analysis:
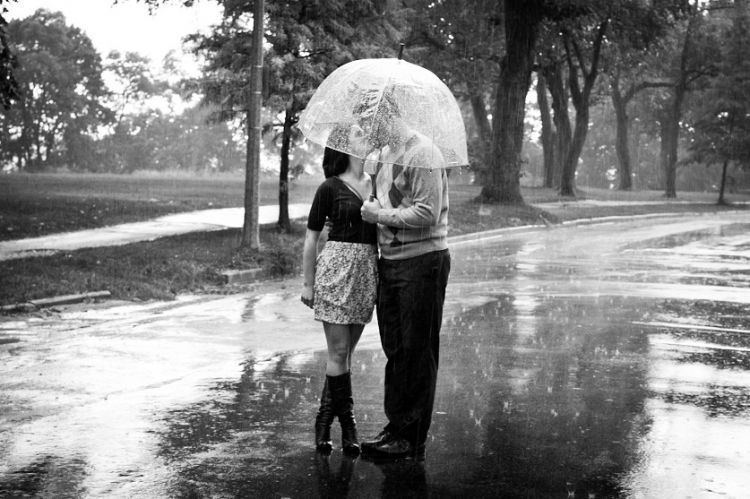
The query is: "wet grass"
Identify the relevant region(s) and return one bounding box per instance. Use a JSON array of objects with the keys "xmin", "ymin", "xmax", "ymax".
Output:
[
  {"xmin": 0, "ymin": 224, "xmax": 306, "ymax": 306},
  {"xmin": 0, "ymin": 196, "xmax": 191, "ymax": 242},
  {"xmin": 1, "ymin": 171, "xmax": 749, "ymax": 308},
  {"xmin": 0, "ymin": 172, "xmax": 319, "ymax": 241},
  {"xmin": 543, "ymin": 200, "xmax": 750, "ymax": 222},
  {"xmin": 448, "ymin": 200, "xmax": 557, "ymax": 235}
]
